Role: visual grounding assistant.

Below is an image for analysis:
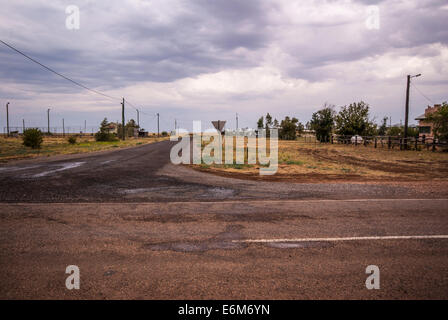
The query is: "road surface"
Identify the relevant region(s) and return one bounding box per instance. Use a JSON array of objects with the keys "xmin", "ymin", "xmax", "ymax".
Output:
[{"xmin": 0, "ymin": 141, "xmax": 447, "ymax": 299}]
